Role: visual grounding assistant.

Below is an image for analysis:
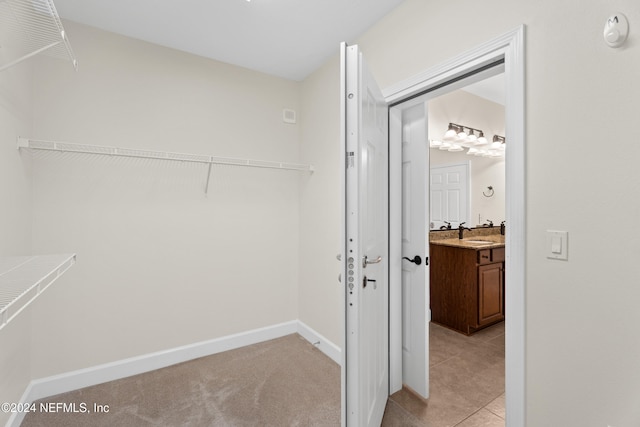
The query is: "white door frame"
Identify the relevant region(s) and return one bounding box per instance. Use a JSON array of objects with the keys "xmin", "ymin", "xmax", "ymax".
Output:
[{"xmin": 386, "ymin": 26, "xmax": 526, "ymax": 426}]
